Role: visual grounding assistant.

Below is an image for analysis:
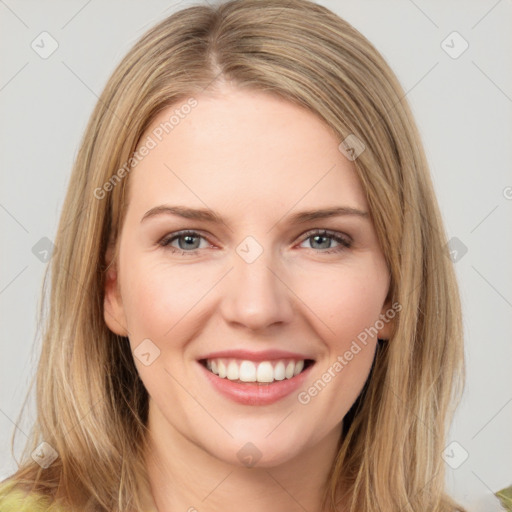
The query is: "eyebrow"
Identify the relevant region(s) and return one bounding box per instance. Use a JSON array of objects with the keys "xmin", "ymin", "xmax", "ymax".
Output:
[{"xmin": 140, "ymin": 205, "xmax": 369, "ymax": 225}]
